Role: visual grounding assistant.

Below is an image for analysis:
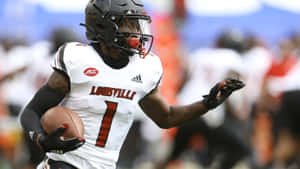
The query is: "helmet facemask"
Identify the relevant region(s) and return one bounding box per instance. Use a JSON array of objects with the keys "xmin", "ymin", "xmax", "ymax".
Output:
[
  {"xmin": 81, "ymin": 3, "xmax": 153, "ymax": 58},
  {"xmin": 115, "ymin": 16, "xmax": 153, "ymax": 58}
]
